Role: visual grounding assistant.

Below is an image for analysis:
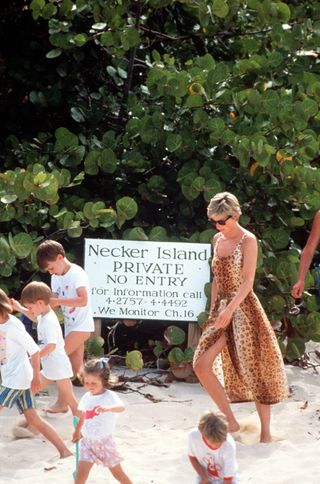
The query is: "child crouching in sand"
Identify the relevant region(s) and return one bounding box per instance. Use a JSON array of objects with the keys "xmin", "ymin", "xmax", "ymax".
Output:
[
  {"xmin": 72, "ymin": 358, "xmax": 132, "ymax": 484},
  {"xmin": 0, "ymin": 288, "xmax": 71, "ymax": 458},
  {"xmin": 188, "ymin": 411, "xmax": 239, "ymax": 484},
  {"xmin": 12, "ymin": 281, "xmax": 81, "ymax": 418}
]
